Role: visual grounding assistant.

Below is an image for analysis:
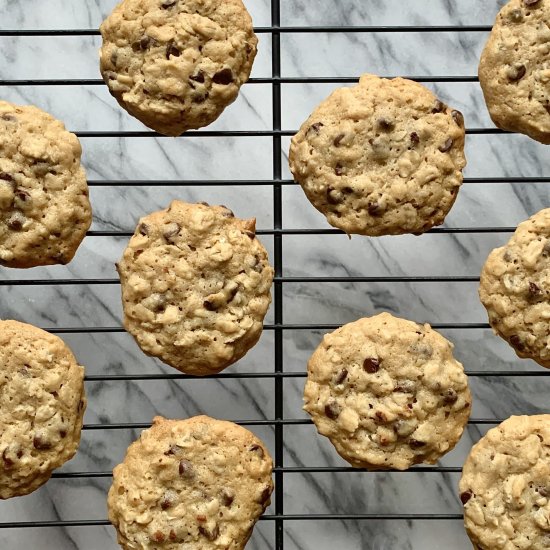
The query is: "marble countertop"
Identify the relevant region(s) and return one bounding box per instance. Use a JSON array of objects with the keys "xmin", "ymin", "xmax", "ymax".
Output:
[{"xmin": 0, "ymin": 0, "xmax": 548, "ymax": 548}]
